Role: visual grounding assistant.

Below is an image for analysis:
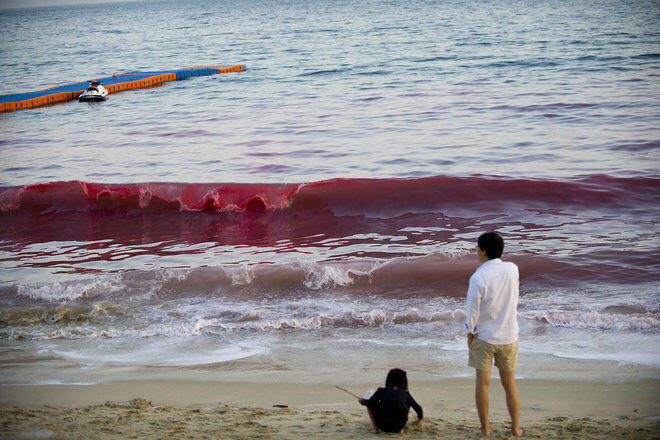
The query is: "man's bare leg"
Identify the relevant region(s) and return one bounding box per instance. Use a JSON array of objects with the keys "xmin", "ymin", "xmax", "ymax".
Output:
[
  {"xmin": 365, "ymin": 407, "xmax": 380, "ymax": 434},
  {"xmin": 475, "ymin": 369, "xmax": 491, "ymax": 436},
  {"xmin": 500, "ymin": 370, "xmax": 522, "ymax": 436}
]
